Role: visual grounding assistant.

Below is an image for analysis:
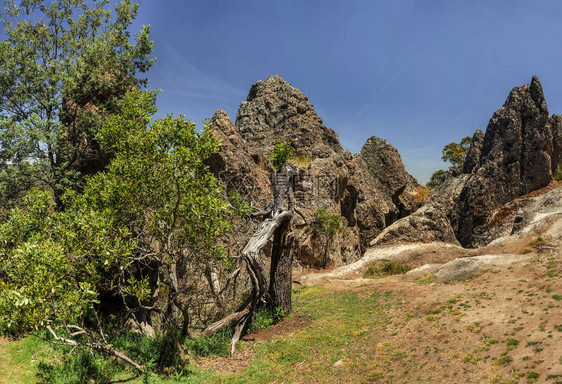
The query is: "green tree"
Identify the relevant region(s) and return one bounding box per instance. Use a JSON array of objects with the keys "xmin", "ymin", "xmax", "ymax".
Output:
[
  {"xmin": 427, "ymin": 136, "xmax": 472, "ymax": 189},
  {"xmin": 0, "ymin": 0, "xmax": 154, "ymax": 207},
  {"xmin": 312, "ymin": 208, "xmax": 342, "ymax": 266},
  {"xmin": 441, "ymin": 136, "xmax": 472, "ymax": 175},
  {"xmin": 91, "ymin": 90, "xmax": 233, "ymax": 336},
  {"xmin": 0, "ymin": 91, "xmax": 233, "ymax": 370},
  {"xmin": 427, "ymin": 169, "xmax": 448, "ymax": 189}
]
